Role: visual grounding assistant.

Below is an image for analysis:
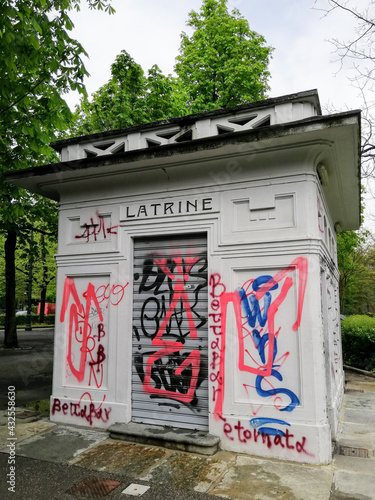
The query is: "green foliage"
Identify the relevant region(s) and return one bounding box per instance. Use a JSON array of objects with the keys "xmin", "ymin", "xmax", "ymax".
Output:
[
  {"xmin": 25, "ymin": 398, "xmax": 50, "ymax": 415},
  {"xmin": 72, "ymin": 0, "xmax": 273, "ymax": 134},
  {"xmin": 72, "ymin": 50, "xmax": 146, "ymax": 134},
  {"xmin": 0, "ymin": 0, "xmax": 114, "ymax": 231},
  {"xmin": 175, "ymin": 0, "xmax": 273, "ymax": 112},
  {"xmin": 337, "ymin": 230, "xmax": 375, "ymax": 315},
  {"xmin": 336, "ymin": 230, "xmax": 363, "ymax": 312},
  {"xmin": 143, "ymin": 65, "xmax": 189, "ymax": 123},
  {"xmin": 72, "ymin": 52, "xmax": 189, "ymax": 135},
  {"xmin": 341, "ymin": 315, "xmax": 375, "ymax": 372},
  {"xmin": 15, "ymin": 229, "xmax": 57, "ymax": 309},
  {"xmin": 0, "ymin": 0, "xmax": 113, "ymax": 347},
  {"xmin": 2, "ymin": 2, "xmax": 83, "ymax": 177},
  {"xmin": 0, "ymin": 314, "xmax": 55, "ymax": 327}
]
